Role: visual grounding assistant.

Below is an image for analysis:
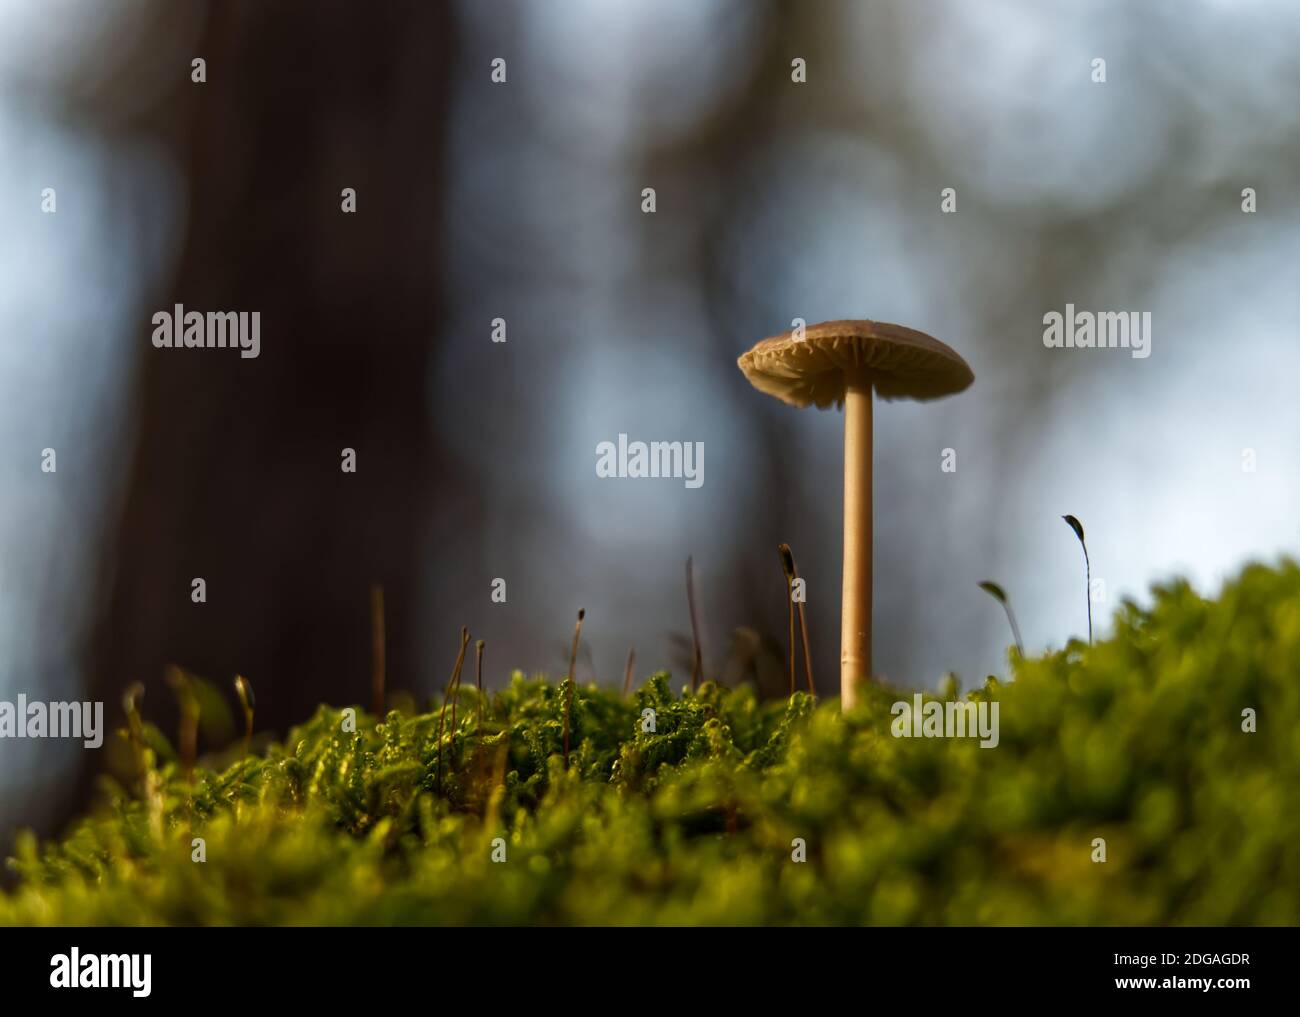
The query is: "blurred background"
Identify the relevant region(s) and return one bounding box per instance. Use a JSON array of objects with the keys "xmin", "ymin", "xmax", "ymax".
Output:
[{"xmin": 1, "ymin": 0, "xmax": 1298, "ymax": 842}]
